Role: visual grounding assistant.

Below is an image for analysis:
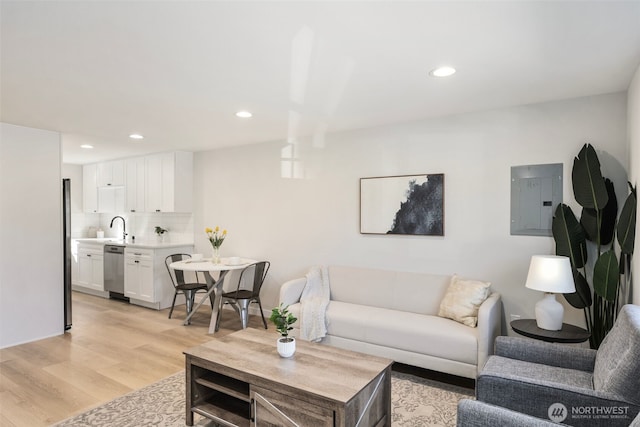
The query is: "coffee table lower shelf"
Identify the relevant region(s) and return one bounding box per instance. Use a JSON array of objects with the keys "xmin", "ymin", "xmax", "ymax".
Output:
[
  {"xmin": 191, "ymin": 371, "xmax": 252, "ymax": 426},
  {"xmin": 192, "ymin": 399, "xmax": 251, "ymax": 427}
]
